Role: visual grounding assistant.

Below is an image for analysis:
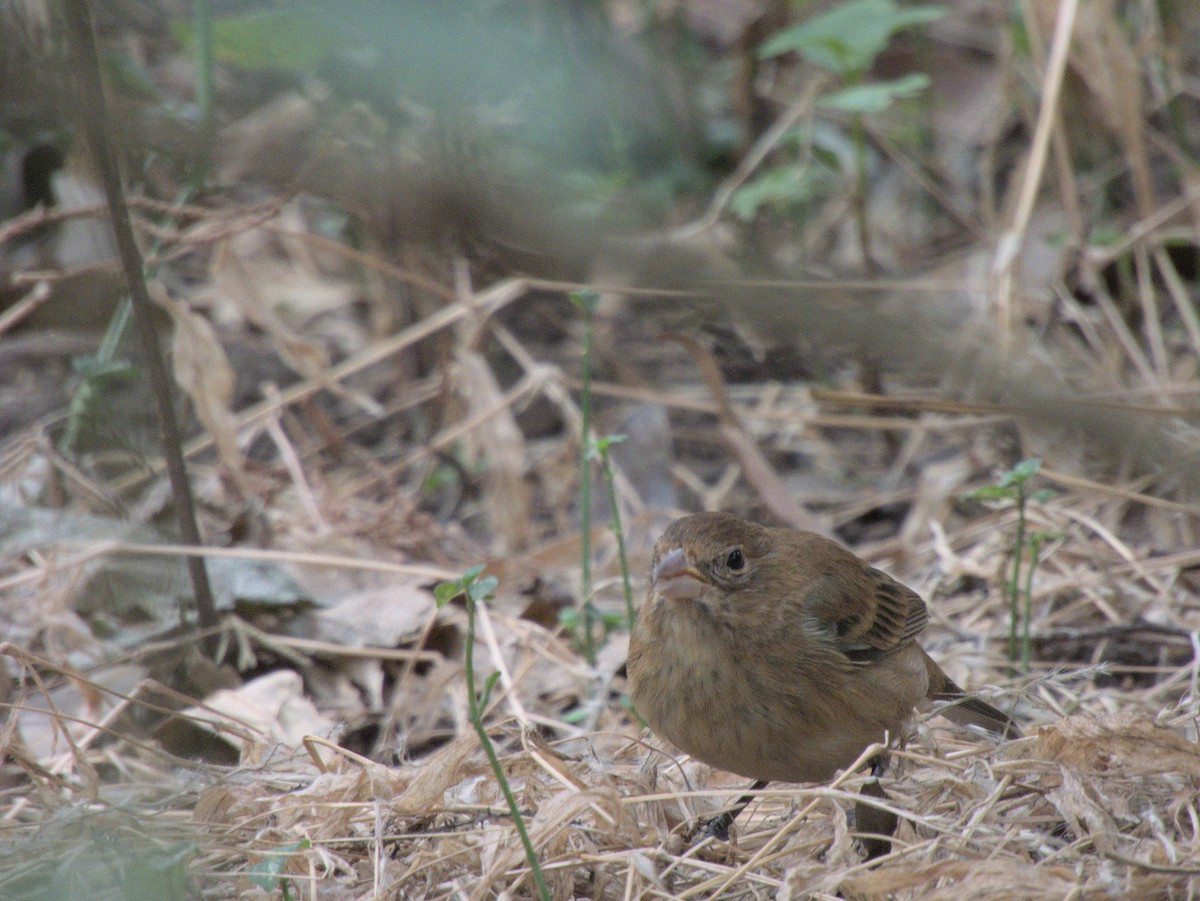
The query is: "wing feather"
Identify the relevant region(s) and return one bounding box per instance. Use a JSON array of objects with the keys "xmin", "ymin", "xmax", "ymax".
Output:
[{"xmin": 797, "ymin": 550, "xmax": 928, "ymax": 665}]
